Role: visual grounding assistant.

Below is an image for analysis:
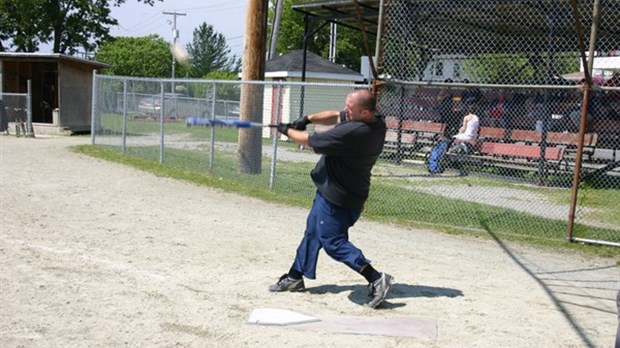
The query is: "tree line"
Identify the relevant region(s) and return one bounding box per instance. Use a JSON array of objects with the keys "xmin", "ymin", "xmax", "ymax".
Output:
[{"xmin": 1, "ymin": 0, "xmax": 373, "ymax": 79}]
